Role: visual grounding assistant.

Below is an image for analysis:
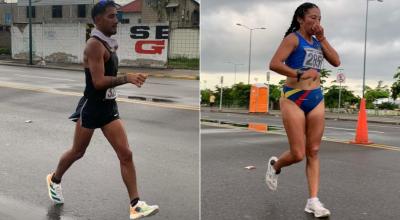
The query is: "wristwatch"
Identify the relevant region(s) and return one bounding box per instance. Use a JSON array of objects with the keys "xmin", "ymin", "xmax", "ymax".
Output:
[{"xmin": 296, "ymin": 69, "xmax": 304, "ymax": 82}]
